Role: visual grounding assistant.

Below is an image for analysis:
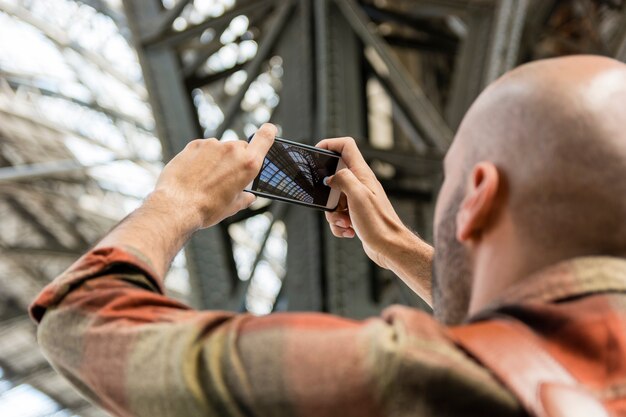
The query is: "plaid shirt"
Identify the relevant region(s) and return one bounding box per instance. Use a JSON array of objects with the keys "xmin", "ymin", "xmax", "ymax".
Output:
[{"xmin": 30, "ymin": 247, "xmax": 626, "ymax": 417}]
